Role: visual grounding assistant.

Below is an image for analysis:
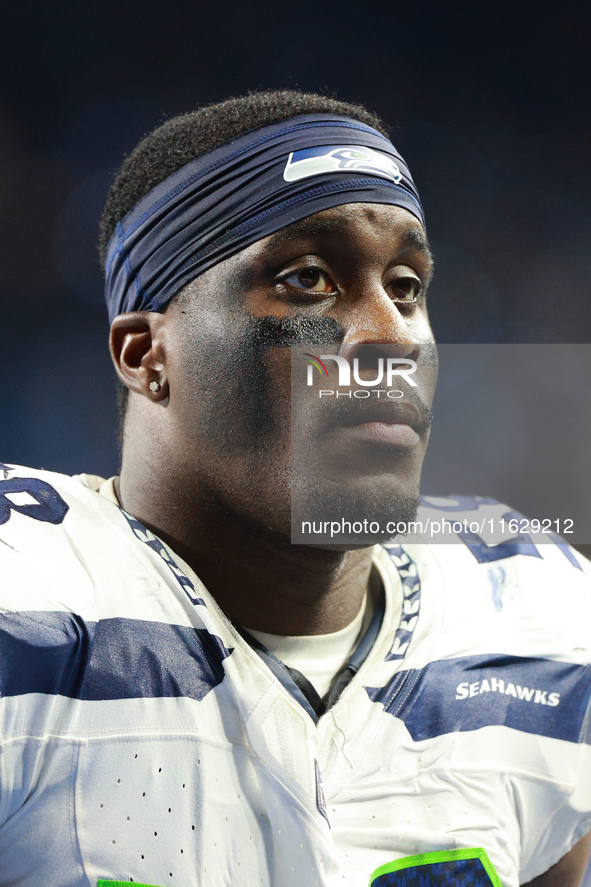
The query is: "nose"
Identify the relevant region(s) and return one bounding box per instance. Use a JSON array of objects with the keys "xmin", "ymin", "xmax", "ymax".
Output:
[{"xmin": 339, "ymin": 286, "xmax": 422, "ymax": 365}]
